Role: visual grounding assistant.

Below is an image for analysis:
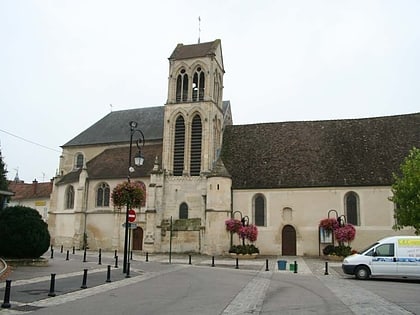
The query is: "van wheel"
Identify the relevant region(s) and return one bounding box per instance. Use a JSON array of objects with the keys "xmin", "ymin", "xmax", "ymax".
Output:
[{"xmin": 355, "ymin": 266, "xmax": 370, "ymax": 280}]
